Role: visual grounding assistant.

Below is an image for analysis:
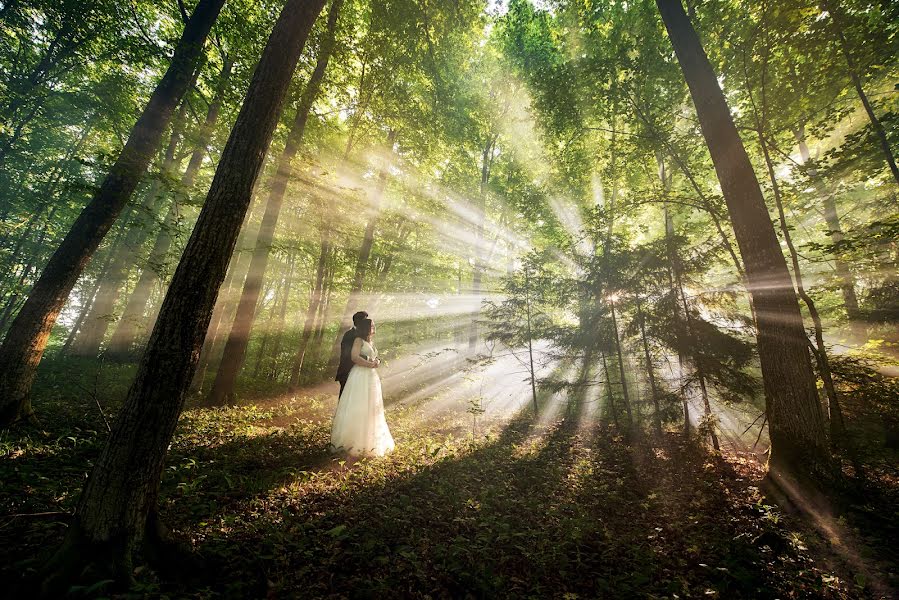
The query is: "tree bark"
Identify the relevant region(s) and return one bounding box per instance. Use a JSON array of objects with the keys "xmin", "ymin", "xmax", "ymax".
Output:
[
  {"xmin": 329, "ymin": 128, "xmax": 396, "ymax": 364},
  {"xmin": 208, "ymin": 0, "xmax": 342, "ymax": 404},
  {"xmin": 107, "ymin": 57, "xmax": 235, "ymax": 359},
  {"xmin": 636, "ymin": 297, "xmax": 662, "ymax": 435},
  {"xmin": 793, "ymin": 124, "xmax": 860, "ymax": 318},
  {"xmin": 70, "ymin": 98, "xmax": 194, "ymax": 358},
  {"xmin": 608, "ymin": 298, "xmax": 633, "ymax": 428},
  {"xmin": 657, "ymin": 0, "xmax": 829, "ymax": 480},
  {"xmin": 38, "ymin": 0, "xmax": 326, "ymax": 590},
  {"xmin": 262, "ymin": 253, "xmax": 295, "ymax": 380},
  {"xmin": 190, "ymin": 232, "xmax": 253, "ymax": 394},
  {"xmin": 822, "ymin": 0, "xmax": 899, "ymax": 186},
  {"xmin": 0, "ymin": 0, "xmax": 225, "ymax": 427},
  {"xmin": 290, "ymin": 223, "xmax": 330, "ymax": 388},
  {"xmin": 469, "ymin": 133, "xmax": 497, "ymax": 350}
]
